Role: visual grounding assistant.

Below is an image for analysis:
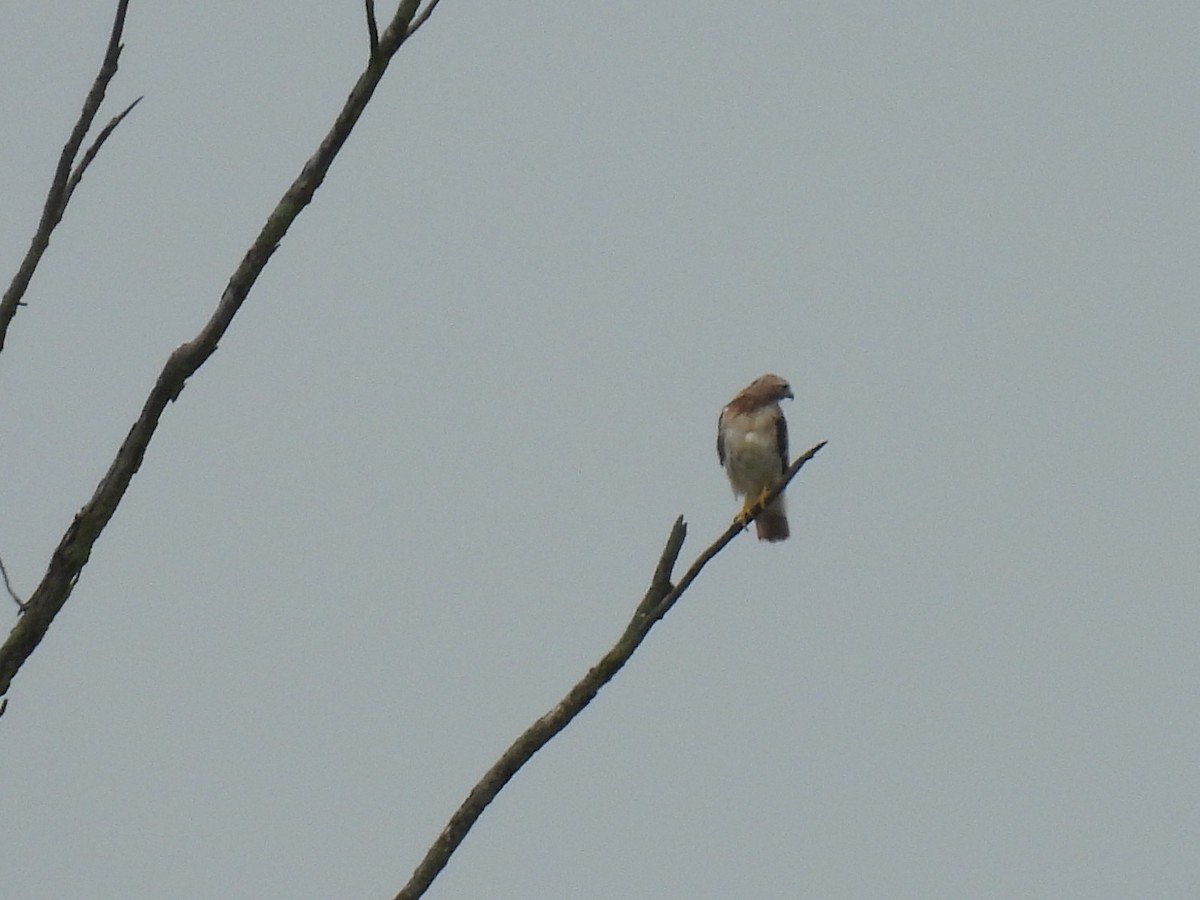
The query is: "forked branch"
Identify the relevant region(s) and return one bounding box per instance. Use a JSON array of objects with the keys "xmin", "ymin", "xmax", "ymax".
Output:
[
  {"xmin": 0, "ymin": 0, "xmax": 445, "ymax": 700},
  {"xmin": 0, "ymin": 0, "xmax": 136, "ymax": 354},
  {"xmin": 393, "ymin": 441, "xmax": 827, "ymax": 900}
]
